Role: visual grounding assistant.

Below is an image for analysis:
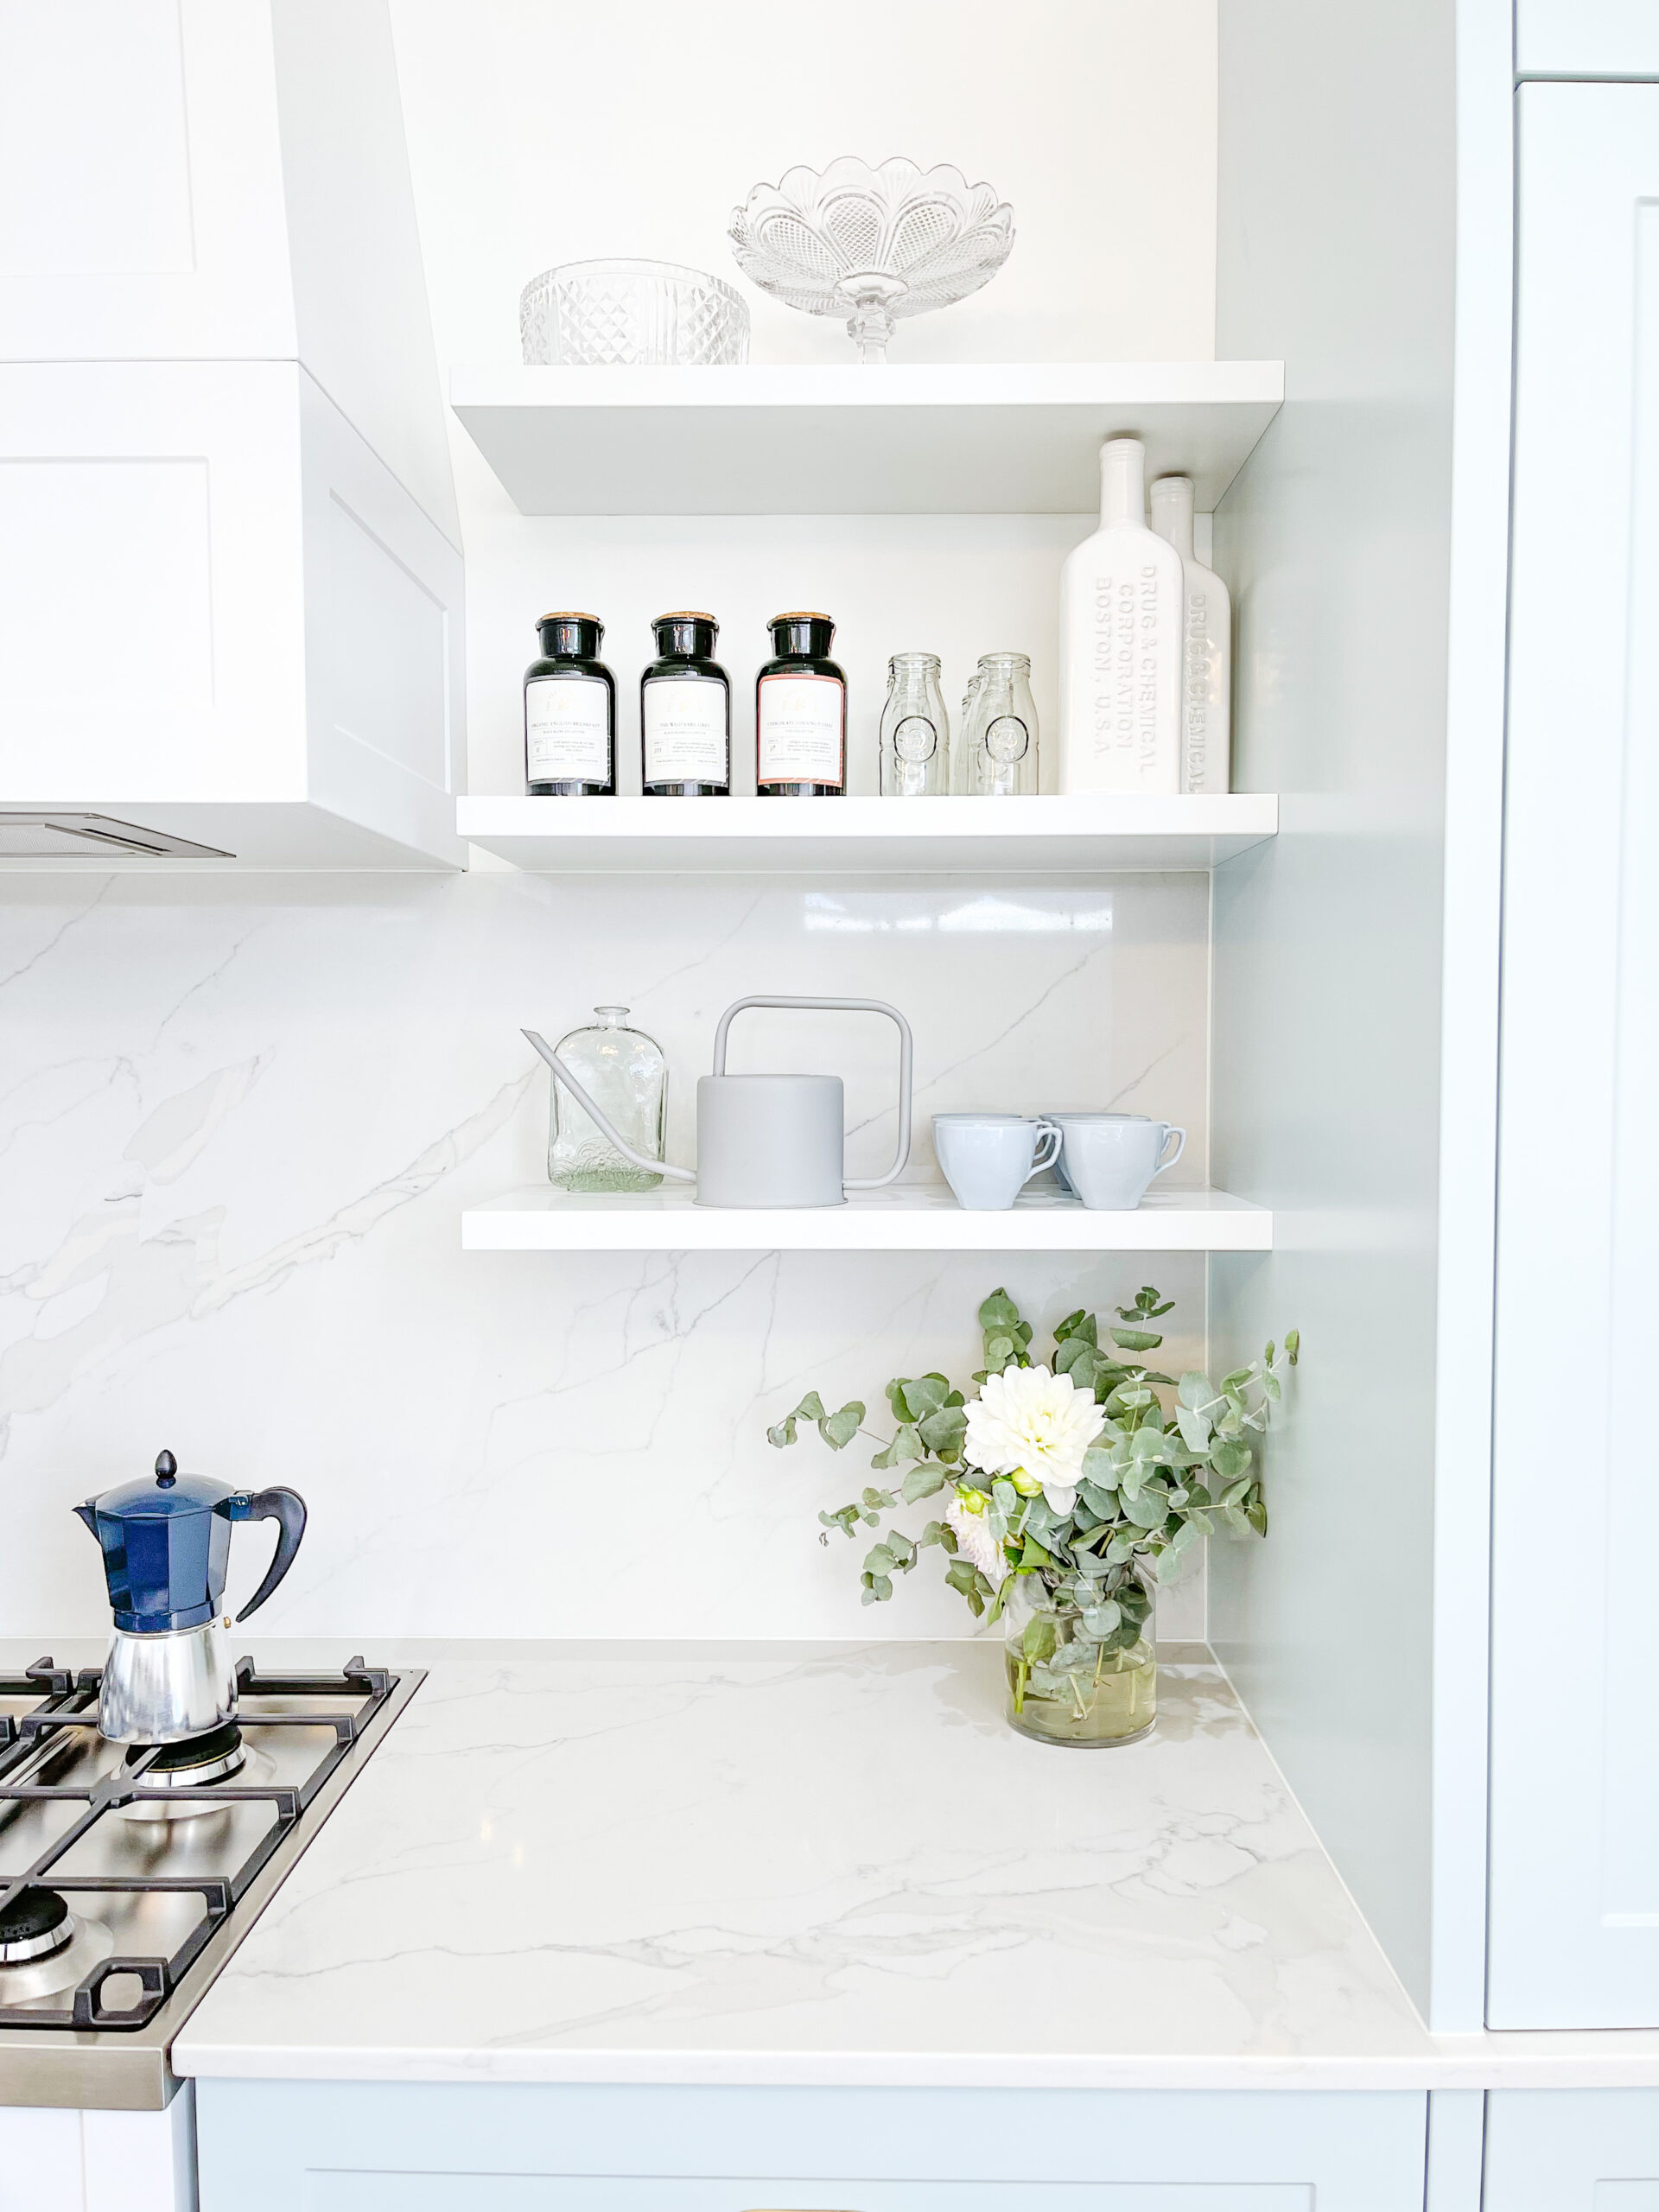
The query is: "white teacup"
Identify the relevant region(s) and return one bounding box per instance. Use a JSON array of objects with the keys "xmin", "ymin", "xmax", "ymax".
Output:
[
  {"xmin": 1040, "ymin": 1109, "xmax": 1142, "ymax": 1195},
  {"xmin": 933, "ymin": 1114, "xmax": 1062, "ymax": 1211},
  {"xmin": 1056, "ymin": 1114, "xmax": 1186, "ymax": 1210}
]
